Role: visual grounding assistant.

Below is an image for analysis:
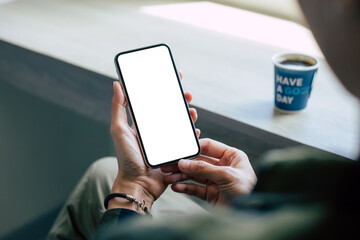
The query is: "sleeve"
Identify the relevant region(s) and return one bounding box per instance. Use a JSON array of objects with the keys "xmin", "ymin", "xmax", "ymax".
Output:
[
  {"xmin": 99, "ymin": 208, "xmax": 141, "ymax": 225},
  {"xmin": 93, "ymin": 148, "xmax": 359, "ymax": 240},
  {"xmin": 93, "ymin": 208, "xmax": 142, "ymax": 240}
]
